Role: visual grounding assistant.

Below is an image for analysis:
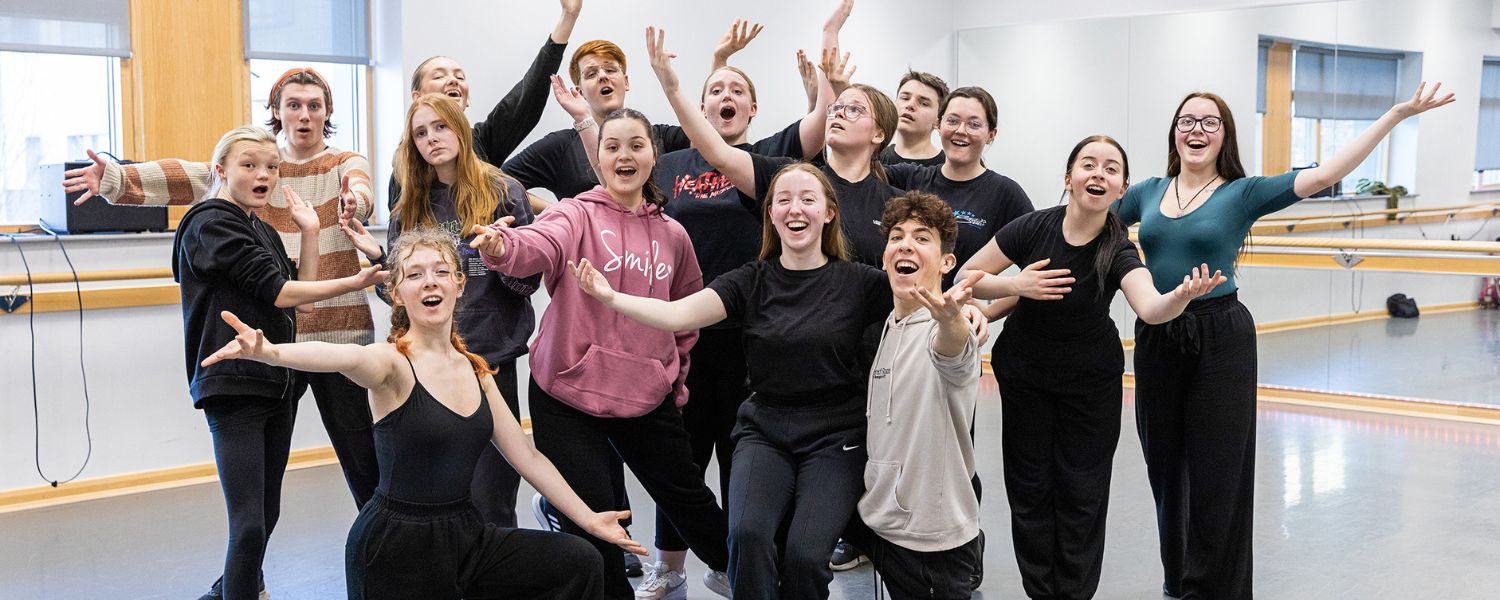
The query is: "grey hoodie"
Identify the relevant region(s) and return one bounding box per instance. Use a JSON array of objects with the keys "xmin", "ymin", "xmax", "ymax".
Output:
[{"xmin": 859, "ymin": 307, "xmax": 981, "ymax": 552}]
